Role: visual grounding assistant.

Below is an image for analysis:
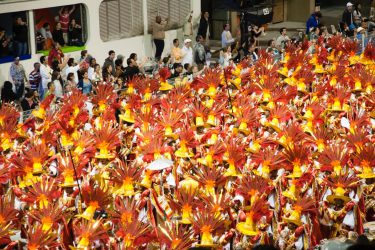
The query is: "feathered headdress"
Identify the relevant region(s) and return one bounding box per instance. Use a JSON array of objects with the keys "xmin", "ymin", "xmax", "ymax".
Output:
[
  {"xmin": 93, "ymin": 122, "xmax": 122, "ymax": 159},
  {"xmin": 324, "ymin": 174, "xmax": 359, "ymax": 204},
  {"xmin": 158, "ymin": 222, "xmax": 194, "ymax": 250},
  {"xmin": 283, "ymin": 144, "xmax": 311, "ymax": 178},
  {"xmin": 251, "ymin": 147, "xmax": 286, "ymax": 178},
  {"xmin": 193, "ymin": 209, "xmax": 224, "ymax": 247},
  {"xmin": 30, "ymin": 203, "xmax": 63, "ymax": 232},
  {"xmin": 26, "ymin": 225, "xmax": 59, "ymax": 250},
  {"xmin": 353, "ymin": 144, "xmax": 375, "ymax": 179},
  {"xmin": 318, "ymin": 142, "xmax": 349, "ymax": 175},
  {"xmin": 32, "ymin": 95, "xmax": 55, "ymax": 120},
  {"xmin": 169, "ymin": 188, "xmax": 198, "ymax": 224},
  {"xmin": 190, "ymin": 165, "xmax": 227, "ymax": 197},
  {"xmin": 72, "ymin": 220, "xmax": 109, "ymax": 249},
  {"xmin": 26, "ymin": 178, "xmax": 60, "ymax": 209},
  {"xmin": 159, "ymin": 67, "xmax": 173, "ymax": 91},
  {"xmin": 175, "ymin": 124, "xmax": 197, "ymax": 158},
  {"xmin": 283, "ymin": 194, "xmax": 317, "ymax": 226},
  {"xmin": 110, "ymin": 159, "xmax": 142, "ymax": 197}
]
